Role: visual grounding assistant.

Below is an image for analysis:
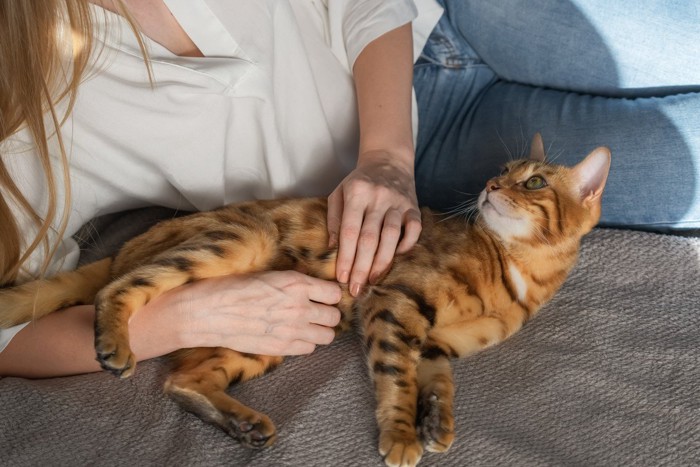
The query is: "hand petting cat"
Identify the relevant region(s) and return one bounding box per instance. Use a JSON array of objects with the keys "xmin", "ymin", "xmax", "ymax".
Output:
[{"xmin": 327, "ymin": 148, "xmax": 422, "ymax": 297}]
